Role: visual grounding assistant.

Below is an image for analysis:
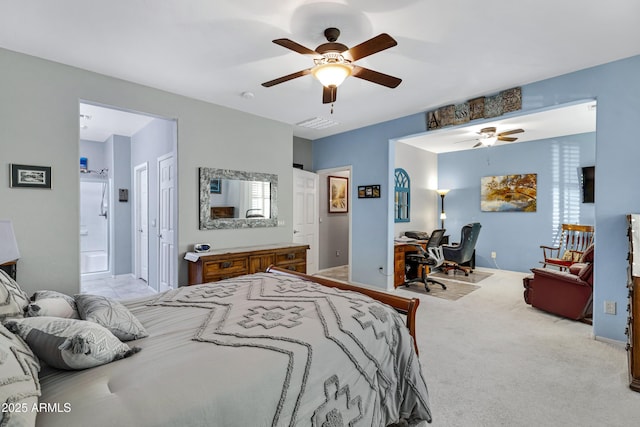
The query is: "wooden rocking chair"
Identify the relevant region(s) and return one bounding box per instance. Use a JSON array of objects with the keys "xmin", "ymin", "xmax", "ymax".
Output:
[{"xmin": 540, "ymin": 223, "xmax": 594, "ymax": 270}]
